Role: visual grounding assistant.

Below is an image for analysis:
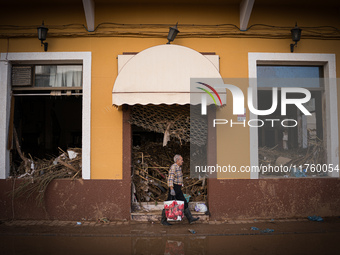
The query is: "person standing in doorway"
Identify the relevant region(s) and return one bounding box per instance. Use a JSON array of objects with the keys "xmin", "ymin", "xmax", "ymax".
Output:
[{"xmin": 161, "ymin": 154, "xmax": 199, "ymax": 226}]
